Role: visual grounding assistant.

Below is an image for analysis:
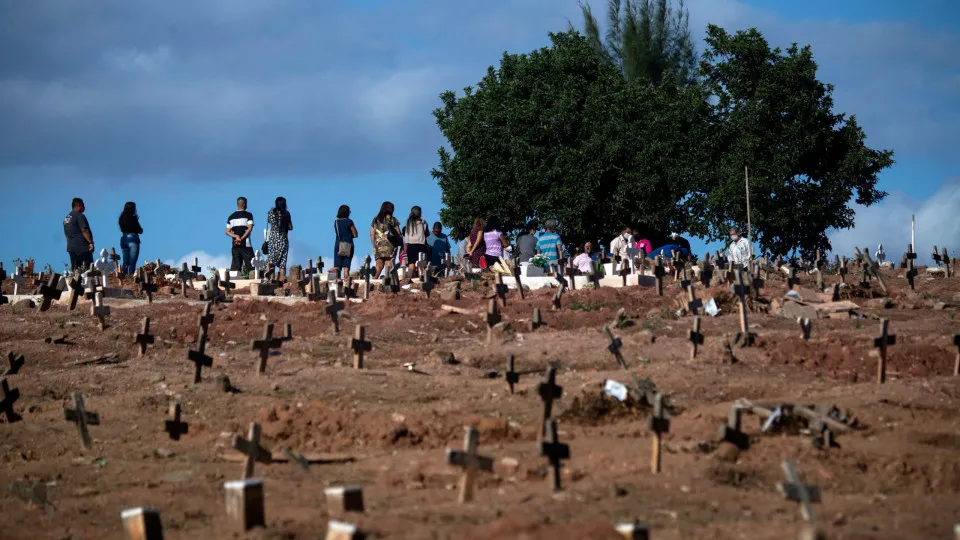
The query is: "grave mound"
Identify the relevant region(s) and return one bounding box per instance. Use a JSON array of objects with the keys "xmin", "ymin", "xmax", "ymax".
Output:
[{"xmin": 559, "ymin": 388, "xmax": 652, "ymax": 426}]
